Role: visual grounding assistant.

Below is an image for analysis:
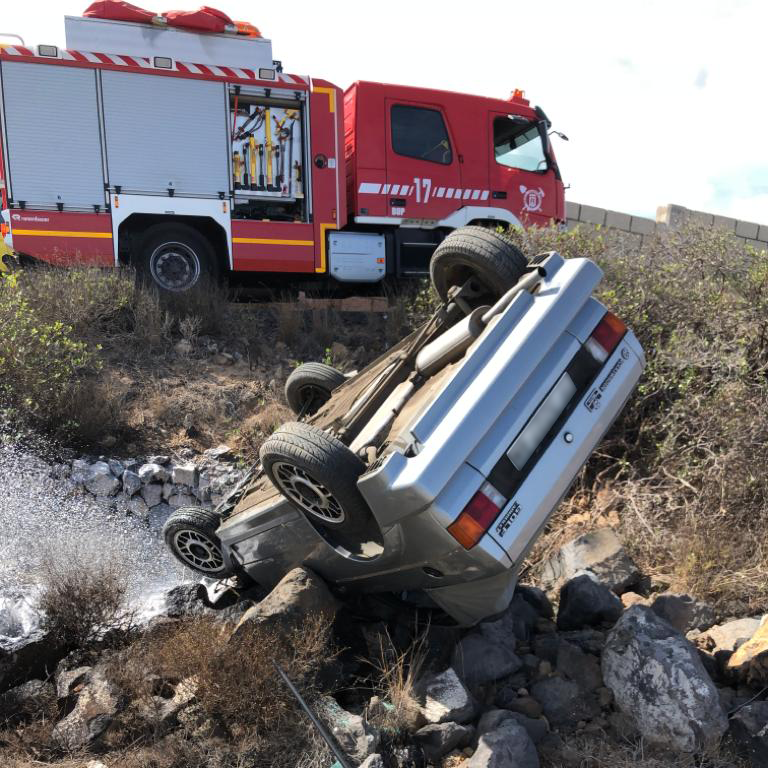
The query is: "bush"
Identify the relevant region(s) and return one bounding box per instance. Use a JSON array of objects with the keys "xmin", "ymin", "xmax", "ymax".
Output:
[
  {"xmin": 0, "ymin": 266, "xmax": 235, "ymax": 444},
  {"xmin": 38, "ymin": 554, "xmax": 133, "ymax": 649},
  {"xmin": 105, "ymin": 614, "xmax": 334, "ymax": 766},
  {"xmin": 528, "ymin": 223, "xmax": 768, "ymax": 614},
  {"xmin": 0, "ymin": 270, "xmax": 101, "ymax": 427}
]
